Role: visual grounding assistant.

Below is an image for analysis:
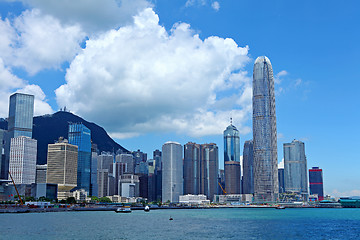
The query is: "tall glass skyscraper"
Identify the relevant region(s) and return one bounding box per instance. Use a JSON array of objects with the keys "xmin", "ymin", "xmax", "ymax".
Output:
[
  {"xmin": 184, "ymin": 142, "xmax": 200, "ymax": 195},
  {"xmin": 242, "ymin": 140, "xmax": 254, "ymax": 194},
  {"xmin": 2, "ymin": 93, "xmax": 34, "ymax": 179},
  {"xmin": 162, "ymin": 141, "xmax": 183, "ymax": 203},
  {"xmin": 223, "ymin": 123, "xmax": 241, "ymax": 194},
  {"xmin": 68, "ymin": 123, "xmax": 91, "ymax": 193},
  {"xmin": 283, "ymin": 139, "xmax": 308, "ymax": 200},
  {"xmin": 252, "ymin": 56, "xmax": 278, "ymax": 202},
  {"xmin": 200, "ymin": 143, "xmax": 218, "ymax": 201},
  {"xmin": 309, "ymin": 167, "xmax": 324, "ymax": 201}
]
